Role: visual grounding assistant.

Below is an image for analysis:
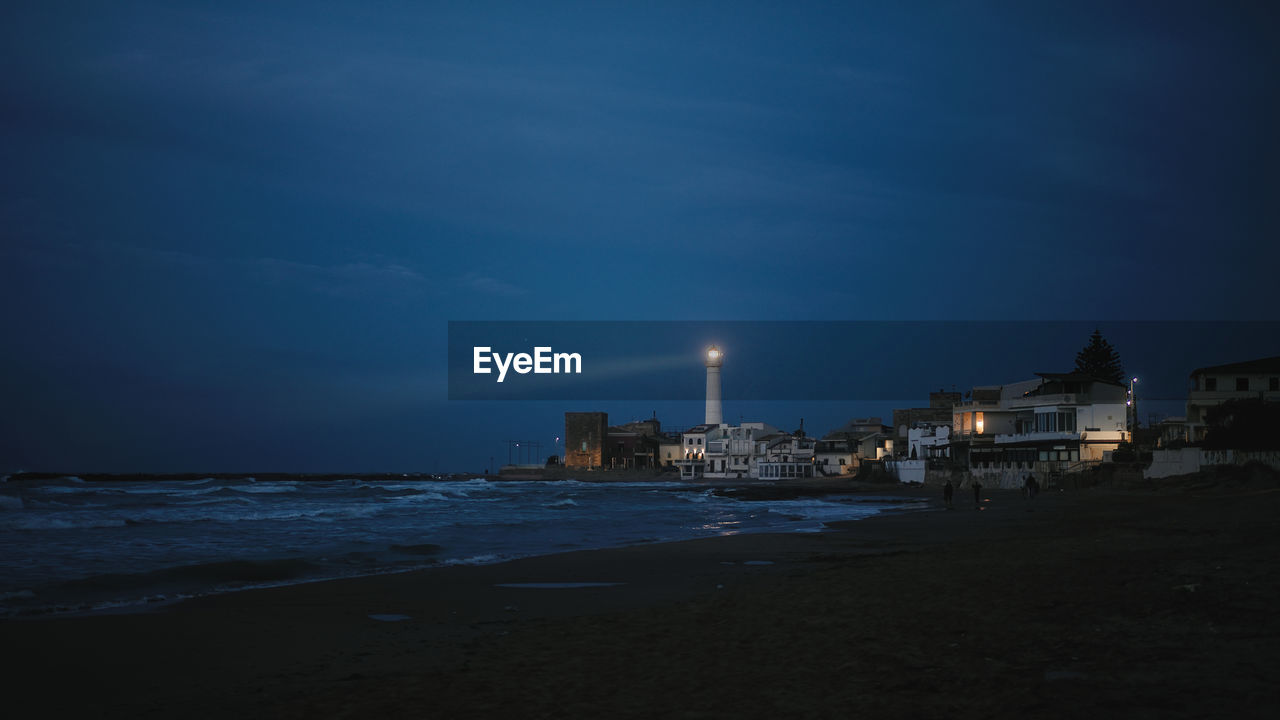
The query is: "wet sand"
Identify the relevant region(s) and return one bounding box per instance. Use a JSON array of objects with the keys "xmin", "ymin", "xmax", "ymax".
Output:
[{"xmin": 5, "ymin": 482, "xmax": 1279, "ymax": 718}]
